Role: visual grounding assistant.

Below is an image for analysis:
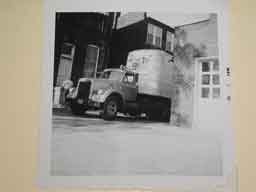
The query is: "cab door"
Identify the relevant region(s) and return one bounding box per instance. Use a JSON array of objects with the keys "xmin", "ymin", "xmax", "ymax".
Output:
[{"xmin": 121, "ymin": 72, "xmax": 138, "ymax": 102}]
